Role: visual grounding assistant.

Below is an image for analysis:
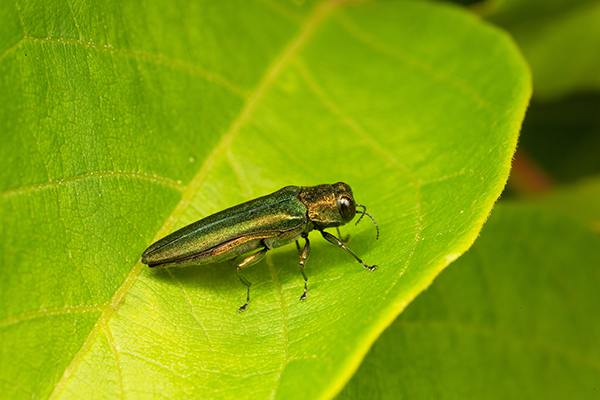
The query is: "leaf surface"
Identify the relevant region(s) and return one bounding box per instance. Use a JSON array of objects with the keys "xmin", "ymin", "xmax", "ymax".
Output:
[{"xmin": 0, "ymin": 1, "xmax": 530, "ymax": 399}]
